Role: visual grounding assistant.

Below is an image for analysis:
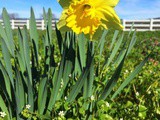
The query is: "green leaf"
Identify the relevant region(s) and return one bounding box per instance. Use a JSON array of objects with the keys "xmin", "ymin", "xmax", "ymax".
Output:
[
  {"xmin": 47, "ymin": 53, "xmax": 65, "ymax": 111},
  {"xmin": 30, "ymin": 7, "xmax": 39, "ymax": 65},
  {"xmin": 78, "ymin": 34, "xmax": 86, "ymax": 69},
  {"xmin": 104, "ymin": 32, "xmax": 124, "ymax": 68},
  {"xmin": 0, "ymin": 23, "xmax": 13, "ymax": 57},
  {"xmin": 47, "ymin": 8, "xmax": 53, "ymax": 44},
  {"xmin": 74, "ymin": 57, "xmax": 82, "ymax": 75},
  {"xmin": 113, "ymin": 49, "xmax": 126, "ymax": 66},
  {"xmin": 55, "ymin": 25, "xmax": 63, "ymax": 54},
  {"xmin": 57, "ymin": 60, "xmax": 72, "ymax": 100},
  {"xmin": 67, "ymin": 68, "xmax": 90, "ymax": 102},
  {"xmin": 67, "ymin": 49, "xmax": 93, "ymax": 102},
  {"xmin": 38, "ymin": 78, "xmax": 48, "ymax": 114},
  {"xmin": 43, "ymin": 8, "xmax": 53, "ymax": 46},
  {"xmin": 27, "ymin": 74, "xmax": 34, "ymax": 112},
  {"xmin": 0, "ymin": 95, "xmax": 10, "ymax": 120},
  {"xmin": 99, "ymin": 52, "xmax": 127, "ymax": 100},
  {"xmin": 98, "ymin": 30, "xmax": 108, "ymax": 56},
  {"xmin": 0, "ymin": 60, "xmax": 12, "ymax": 101},
  {"xmin": 22, "ymin": 26, "xmax": 32, "ymax": 85},
  {"xmin": 20, "ymin": 26, "xmax": 34, "ymax": 111},
  {"xmin": 111, "ymin": 55, "xmax": 150, "ymax": 99},
  {"xmin": 17, "ymin": 28, "xmax": 26, "ymax": 74},
  {"xmin": 84, "ymin": 59, "xmax": 94, "ymax": 97},
  {"xmin": 110, "ymin": 30, "xmax": 119, "ymax": 50},
  {"xmin": 43, "ymin": 8, "xmax": 47, "ymax": 28},
  {"xmin": 17, "ymin": 27, "xmax": 25, "ymax": 65},
  {"xmin": 138, "ymin": 105, "xmax": 147, "ymax": 118},
  {"xmin": 126, "ymin": 31, "xmax": 137, "ymax": 55},
  {"xmin": 83, "ymin": 42, "xmax": 94, "ymax": 98},
  {"xmin": 127, "ymin": 23, "xmax": 134, "ymax": 38},
  {"xmin": 2, "ymin": 8, "xmax": 15, "ymax": 57},
  {"xmin": 1, "ymin": 38, "xmax": 14, "ymax": 88},
  {"xmin": 15, "ymin": 66, "xmax": 25, "ymax": 118}
]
